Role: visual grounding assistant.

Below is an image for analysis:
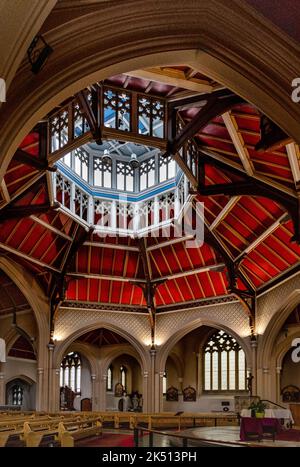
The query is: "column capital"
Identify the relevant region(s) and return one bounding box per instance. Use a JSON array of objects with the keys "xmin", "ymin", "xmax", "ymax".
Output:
[
  {"xmin": 263, "ymin": 367, "xmax": 269, "ymax": 374},
  {"xmin": 55, "ymin": 368, "xmax": 60, "ymax": 376},
  {"xmin": 0, "ymin": 373, "xmax": 4, "ymax": 380},
  {"xmin": 250, "ymin": 339, "xmax": 258, "ymax": 348},
  {"xmin": 276, "ymin": 366, "xmax": 282, "ymax": 374},
  {"xmin": 37, "ymin": 368, "xmax": 44, "ymax": 375},
  {"xmin": 47, "ymin": 342, "xmax": 55, "ymax": 351},
  {"xmin": 143, "ymin": 371, "xmax": 149, "ymax": 378},
  {"xmin": 91, "ymin": 374, "xmax": 96, "ymax": 380}
]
